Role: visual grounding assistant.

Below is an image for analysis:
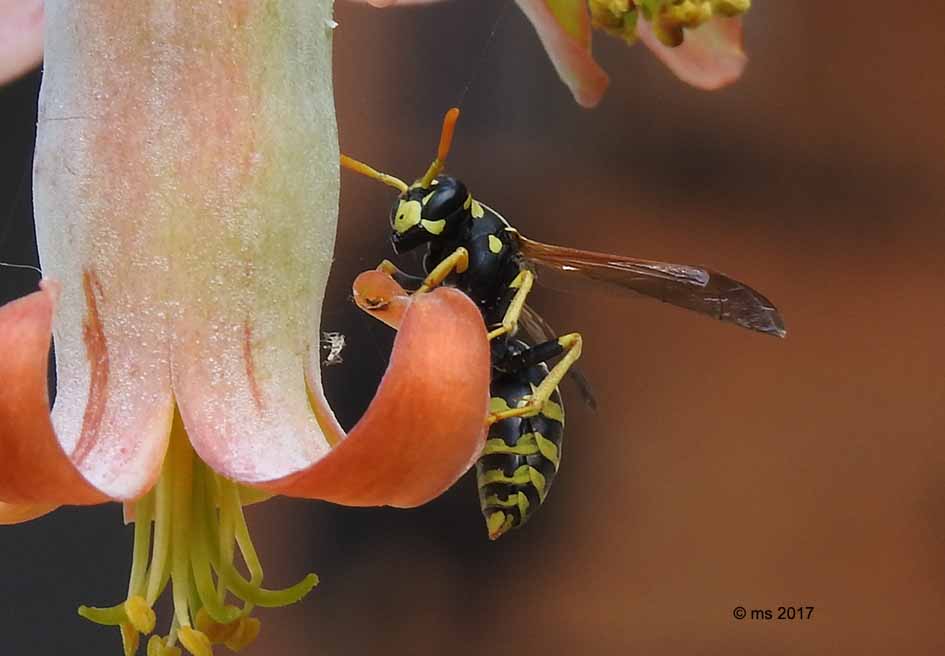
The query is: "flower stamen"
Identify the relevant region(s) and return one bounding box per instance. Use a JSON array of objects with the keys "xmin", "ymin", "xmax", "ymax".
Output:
[
  {"xmin": 147, "ymin": 635, "xmax": 182, "ymax": 656},
  {"xmin": 588, "ymin": 0, "xmax": 751, "ymax": 47},
  {"xmin": 79, "ymin": 410, "xmax": 318, "ymax": 655}
]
